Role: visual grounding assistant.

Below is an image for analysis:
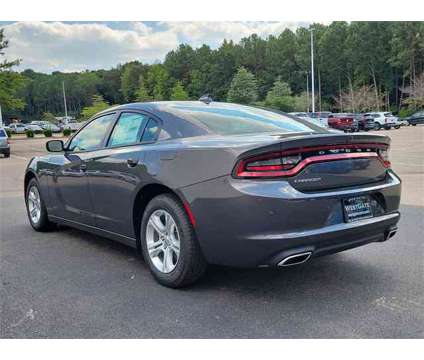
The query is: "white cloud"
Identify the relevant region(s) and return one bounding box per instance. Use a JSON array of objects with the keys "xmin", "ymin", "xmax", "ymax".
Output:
[{"xmin": 2, "ymin": 21, "xmax": 309, "ymax": 73}]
